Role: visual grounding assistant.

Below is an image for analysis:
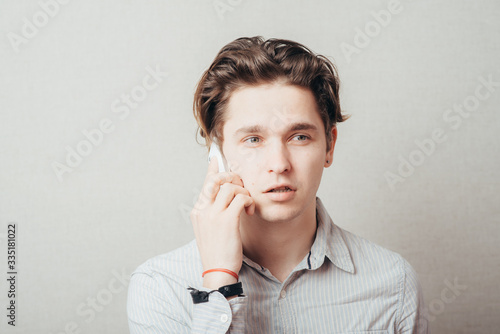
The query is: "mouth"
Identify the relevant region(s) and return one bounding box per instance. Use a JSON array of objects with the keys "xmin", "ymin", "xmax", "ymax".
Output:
[
  {"xmin": 265, "ymin": 185, "xmax": 296, "ymax": 193},
  {"xmin": 264, "ymin": 184, "xmax": 296, "ymax": 202}
]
